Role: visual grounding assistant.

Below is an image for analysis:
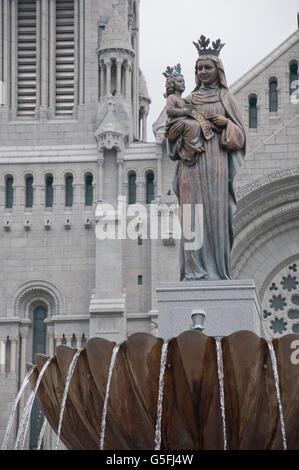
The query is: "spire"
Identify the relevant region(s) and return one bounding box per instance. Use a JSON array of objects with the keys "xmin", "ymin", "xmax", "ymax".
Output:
[{"xmin": 99, "ymin": 2, "xmax": 134, "ymax": 54}]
